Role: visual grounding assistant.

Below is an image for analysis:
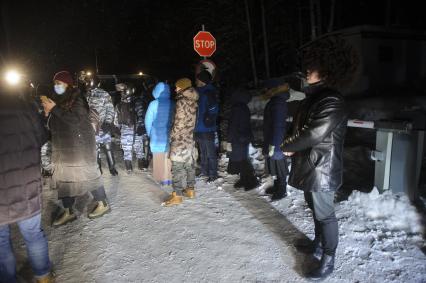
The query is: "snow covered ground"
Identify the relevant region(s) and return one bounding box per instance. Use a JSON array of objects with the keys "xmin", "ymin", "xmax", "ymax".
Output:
[{"xmin": 10, "ymin": 147, "xmax": 426, "ymax": 282}]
